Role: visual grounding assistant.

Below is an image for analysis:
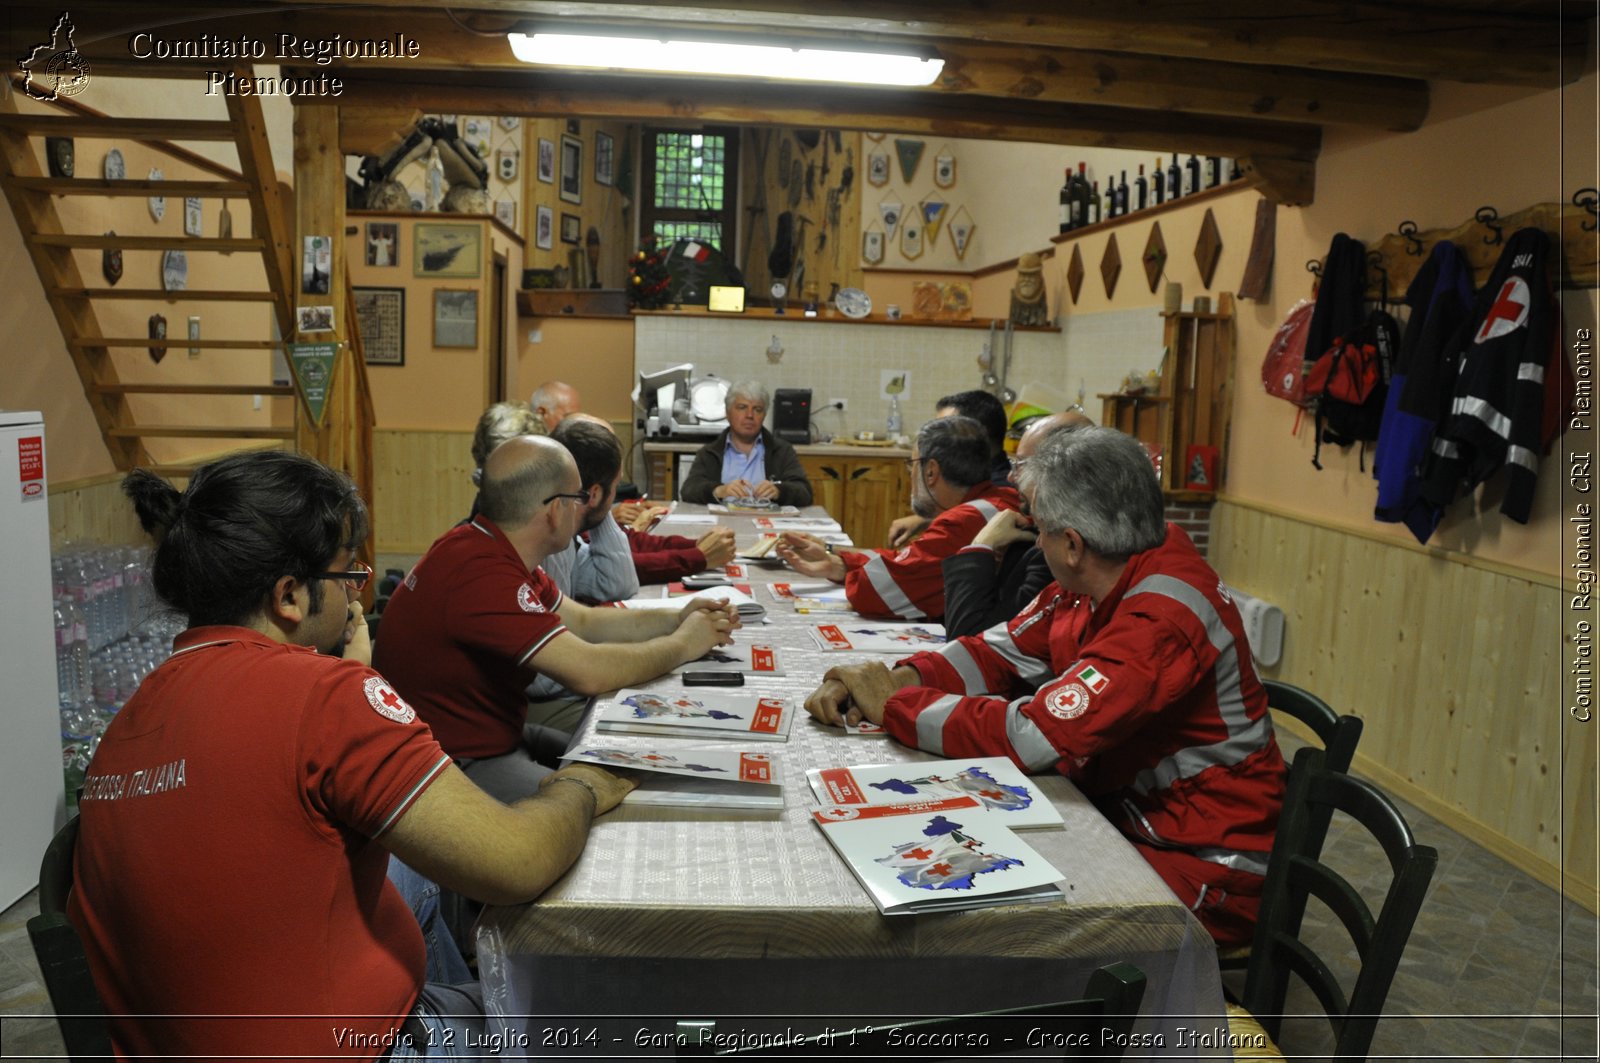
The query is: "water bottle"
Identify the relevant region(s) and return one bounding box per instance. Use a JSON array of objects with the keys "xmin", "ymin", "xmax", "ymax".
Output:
[{"xmin": 886, "ymin": 396, "xmax": 902, "ymax": 438}]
